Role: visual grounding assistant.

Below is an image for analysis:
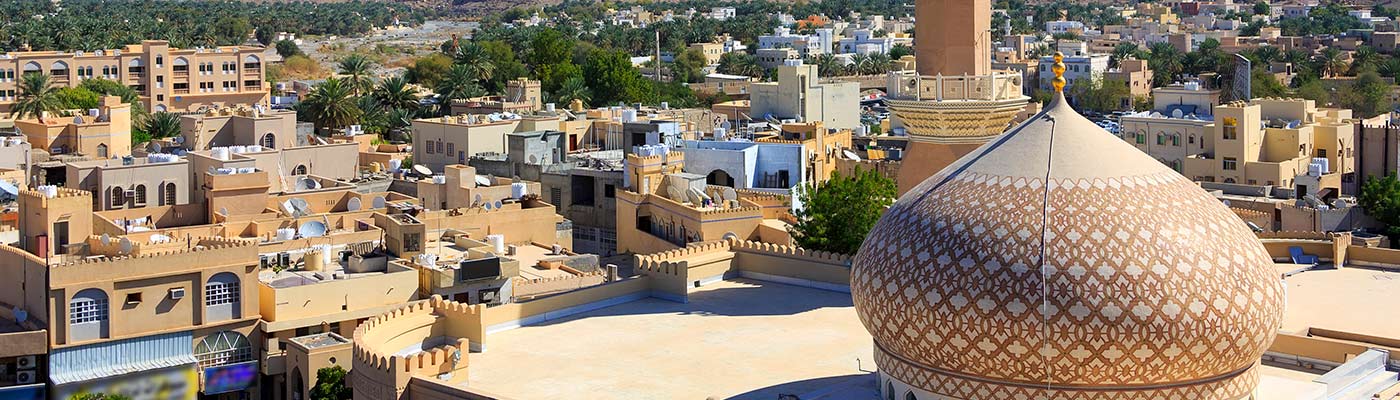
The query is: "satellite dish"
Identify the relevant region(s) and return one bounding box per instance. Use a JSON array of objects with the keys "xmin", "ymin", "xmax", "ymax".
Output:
[
  {"xmin": 412, "ymin": 165, "xmax": 432, "ymax": 177},
  {"xmin": 290, "ymin": 198, "xmax": 312, "ymax": 217},
  {"xmin": 347, "ymin": 197, "xmax": 362, "ymax": 211},
  {"xmin": 73, "ymin": 116, "xmax": 84, "ymax": 124},
  {"xmin": 686, "ymin": 188, "xmax": 703, "ymax": 205},
  {"xmin": 100, "ymin": 234, "xmax": 111, "ymax": 245},
  {"xmin": 666, "ymin": 185, "xmax": 686, "ymax": 202},
  {"xmin": 219, "ymin": 207, "xmax": 229, "ymax": 215},
  {"xmin": 721, "ymin": 187, "xmax": 737, "ymax": 201},
  {"xmin": 493, "ymin": 200, "xmax": 503, "ymax": 209},
  {"xmin": 297, "ymin": 221, "xmax": 327, "ymax": 238},
  {"xmin": 371, "ymin": 196, "xmax": 386, "ymax": 208},
  {"xmin": 0, "ymin": 181, "xmax": 17, "ymax": 196},
  {"xmin": 474, "ymin": 194, "xmax": 483, "ymax": 205},
  {"xmin": 484, "ymin": 202, "xmax": 494, "ymax": 210},
  {"xmin": 175, "ymin": 149, "xmax": 188, "ymax": 156},
  {"xmin": 296, "ymin": 177, "xmax": 321, "ymax": 191},
  {"xmin": 119, "ymin": 238, "xmax": 132, "ymax": 254},
  {"xmin": 842, "ymin": 149, "xmax": 861, "ymax": 161},
  {"xmin": 150, "ymin": 142, "xmax": 162, "ymax": 153},
  {"xmin": 475, "ymin": 175, "xmax": 492, "ymax": 186},
  {"xmin": 280, "ymin": 200, "xmax": 297, "ymax": 216},
  {"xmin": 173, "ymin": 136, "xmax": 185, "ymax": 144}
]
